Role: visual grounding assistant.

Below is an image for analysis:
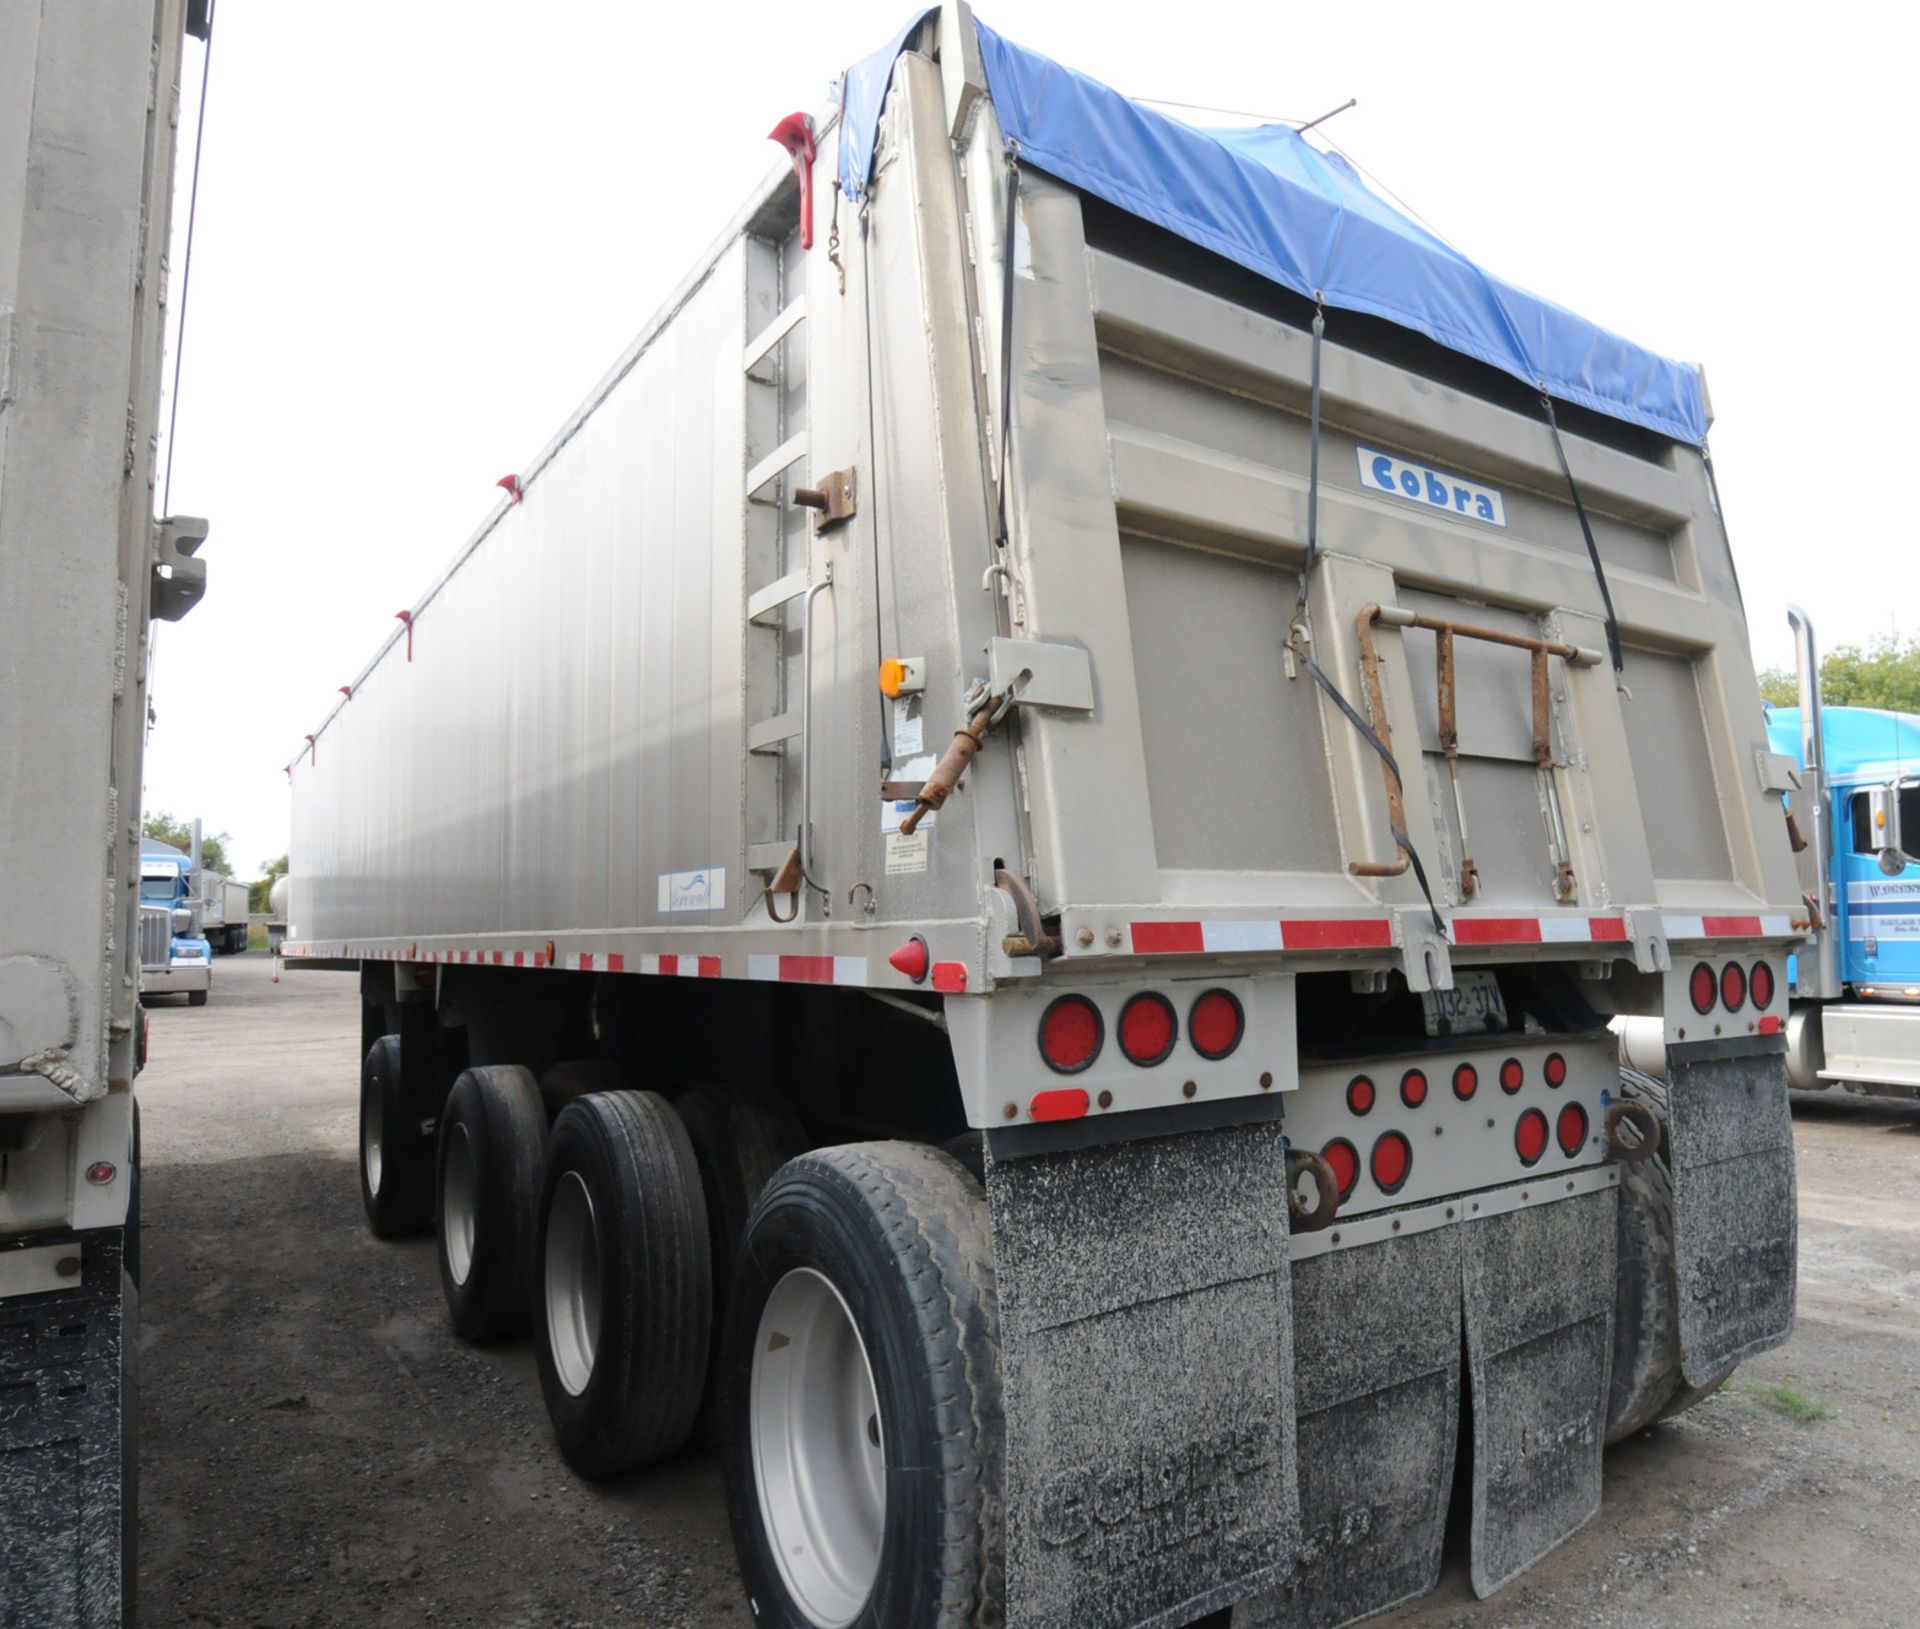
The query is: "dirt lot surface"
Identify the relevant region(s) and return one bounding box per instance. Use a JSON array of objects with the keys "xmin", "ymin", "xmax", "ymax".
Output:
[{"xmin": 139, "ymin": 955, "xmax": 1920, "ymax": 1628}]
